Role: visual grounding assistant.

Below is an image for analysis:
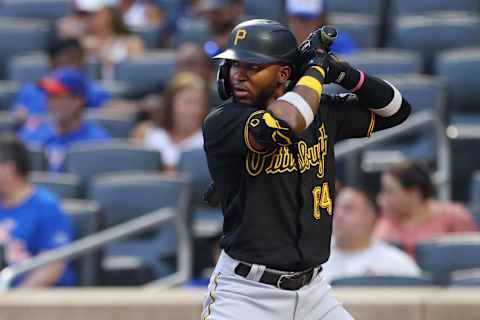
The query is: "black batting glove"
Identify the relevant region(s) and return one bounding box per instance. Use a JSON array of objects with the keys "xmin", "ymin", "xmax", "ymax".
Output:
[{"xmin": 325, "ymin": 54, "xmax": 362, "ymax": 90}]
